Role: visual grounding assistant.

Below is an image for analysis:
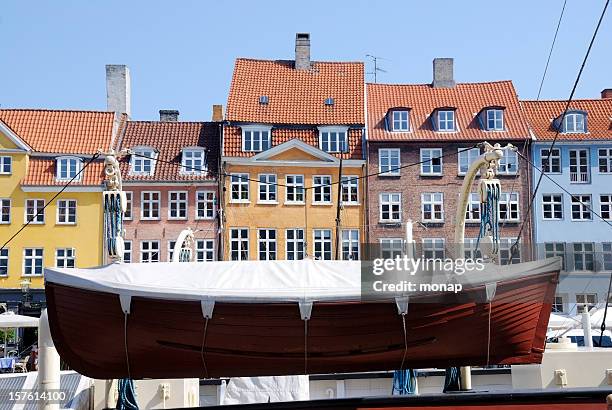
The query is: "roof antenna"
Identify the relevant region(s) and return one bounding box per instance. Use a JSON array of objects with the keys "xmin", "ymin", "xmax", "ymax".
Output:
[{"xmin": 366, "ymin": 54, "xmax": 388, "ymax": 83}]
